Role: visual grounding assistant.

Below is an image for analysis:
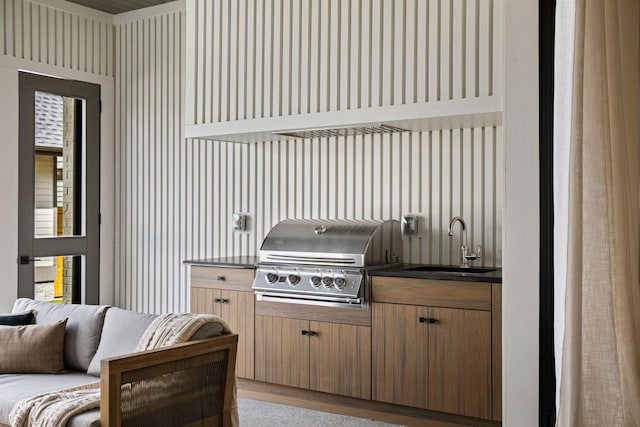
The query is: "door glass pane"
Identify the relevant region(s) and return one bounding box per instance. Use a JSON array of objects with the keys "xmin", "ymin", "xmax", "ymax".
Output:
[
  {"xmin": 34, "ymin": 255, "xmax": 83, "ymax": 303},
  {"xmin": 34, "ymin": 91, "xmax": 85, "ymax": 237}
]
